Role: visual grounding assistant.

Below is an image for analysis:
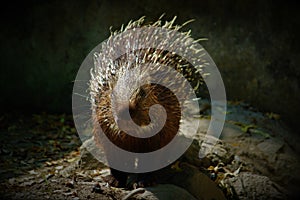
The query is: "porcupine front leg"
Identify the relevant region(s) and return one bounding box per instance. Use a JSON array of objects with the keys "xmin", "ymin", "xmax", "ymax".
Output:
[
  {"xmin": 101, "ymin": 151, "xmax": 129, "ymax": 187},
  {"xmin": 108, "ymin": 168, "xmax": 128, "ymax": 187}
]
